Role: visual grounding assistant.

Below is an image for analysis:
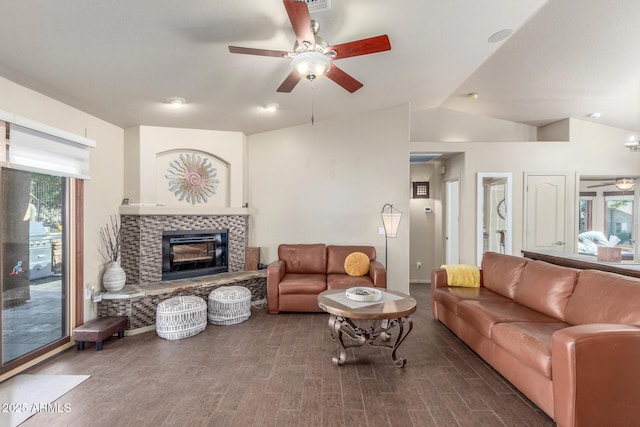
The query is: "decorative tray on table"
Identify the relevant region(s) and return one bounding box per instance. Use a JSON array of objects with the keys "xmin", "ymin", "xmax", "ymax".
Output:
[{"xmin": 345, "ymin": 287, "xmax": 382, "ymax": 302}]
